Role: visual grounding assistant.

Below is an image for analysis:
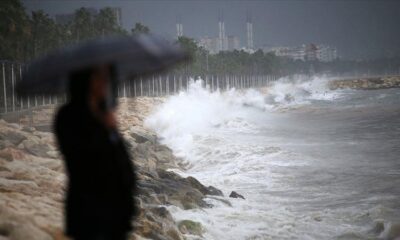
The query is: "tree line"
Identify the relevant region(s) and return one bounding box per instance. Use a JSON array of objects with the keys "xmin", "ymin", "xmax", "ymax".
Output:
[
  {"xmin": 1, "ymin": 0, "xmax": 399, "ymax": 77},
  {"xmin": 0, "ymin": 0, "xmax": 149, "ymax": 62}
]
